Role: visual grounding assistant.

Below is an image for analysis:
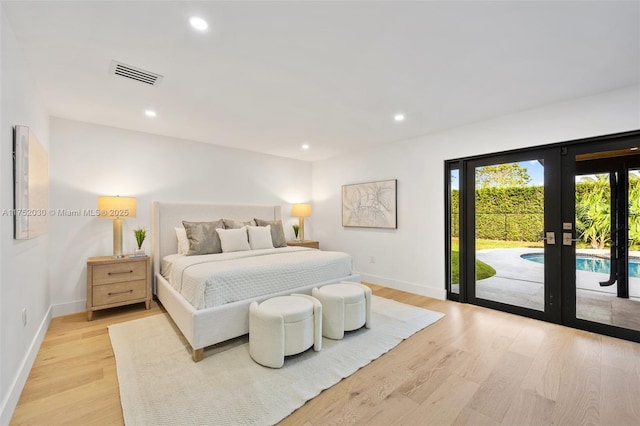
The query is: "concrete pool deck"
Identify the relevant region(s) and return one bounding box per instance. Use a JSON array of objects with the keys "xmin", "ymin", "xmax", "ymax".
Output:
[{"xmin": 461, "ymin": 248, "xmax": 640, "ymax": 312}]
